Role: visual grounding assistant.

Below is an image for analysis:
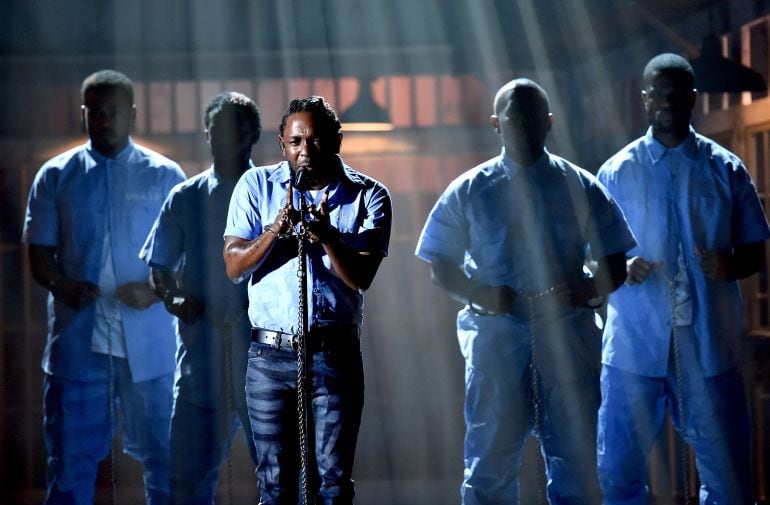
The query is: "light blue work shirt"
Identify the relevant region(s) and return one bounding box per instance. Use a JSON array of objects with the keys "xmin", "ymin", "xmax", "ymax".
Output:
[
  {"xmin": 140, "ymin": 166, "xmax": 252, "ymax": 407},
  {"xmin": 224, "ymin": 159, "xmax": 392, "ymax": 333},
  {"xmin": 597, "ymin": 127, "xmax": 770, "ymax": 377},
  {"xmin": 415, "ymin": 149, "xmax": 636, "ymax": 364},
  {"xmin": 24, "ymin": 139, "xmax": 186, "ymax": 382}
]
